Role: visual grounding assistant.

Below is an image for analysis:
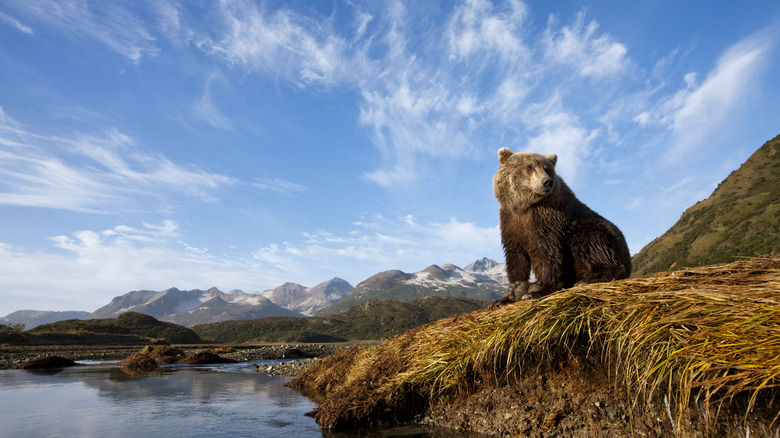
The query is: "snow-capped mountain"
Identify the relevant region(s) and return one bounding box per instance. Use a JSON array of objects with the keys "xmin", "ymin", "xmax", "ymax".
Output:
[
  {"xmin": 259, "ymin": 278, "xmax": 353, "ymax": 316},
  {"xmin": 161, "ymin": 294, "xmax": 302, "ymax": 327},
  {"xmin": 88, "ymin": 277, "xmax": 354, "ymax": 326},
  {"xmin": 90, "ymin": 287, "xmax": 302, "ymax": 326},
  {"xmin": 316, "ymin": 258, "xmax": 509, "ymax": 316}
]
